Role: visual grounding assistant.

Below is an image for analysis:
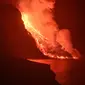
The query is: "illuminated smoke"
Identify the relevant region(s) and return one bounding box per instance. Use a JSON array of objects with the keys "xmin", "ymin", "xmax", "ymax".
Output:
[
  {"xmin": 18, "ymin": 0, "xmax": 59, "ymax": 43},
  {"xmin": 17, "ymin": 0, "xmax": 80, "ymax": 59}
]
